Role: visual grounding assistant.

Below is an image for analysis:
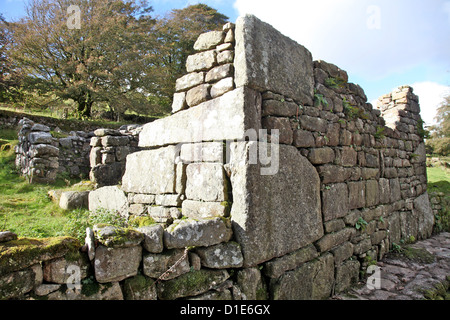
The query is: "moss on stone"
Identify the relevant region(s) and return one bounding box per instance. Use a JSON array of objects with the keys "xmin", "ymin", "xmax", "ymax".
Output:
[
  {"xmin": 157, "ymin": 269, "xmax": 228, "ymax": 300},
  {"xmin": 0, "ymin": 236, "xmax": 81, "ymax": 275}
]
